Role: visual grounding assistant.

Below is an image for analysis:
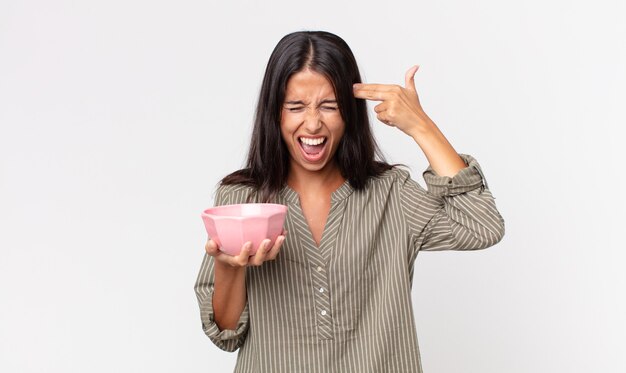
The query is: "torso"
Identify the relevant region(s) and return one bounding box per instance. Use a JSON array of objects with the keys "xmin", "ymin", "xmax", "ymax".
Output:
[{"xmin": 221, "ymin": 167, "xmax": 428, "ymax": 372}]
